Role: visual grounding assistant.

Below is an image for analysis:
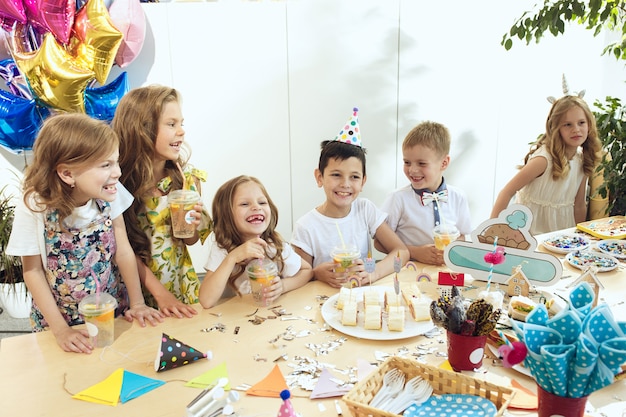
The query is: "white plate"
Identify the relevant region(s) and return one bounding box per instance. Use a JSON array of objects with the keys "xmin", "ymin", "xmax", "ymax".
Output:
[
  {"xmin": 320, "ymin": 286, "xmax": 435, "ymax": 341},
  {"xmin": 565, "ymin": 250, "xmax": 619, "ymax": 272},
  {"xmin": 404, "ymin": 394, "xmax": 497, "ymax": 417},
  {"xmin": 541, "ymin": 234, "xmax": 590, "ymax": 254},
  {"xmin": 596, "ymin": 239, "xmax": 626, "ymax": 260}
]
